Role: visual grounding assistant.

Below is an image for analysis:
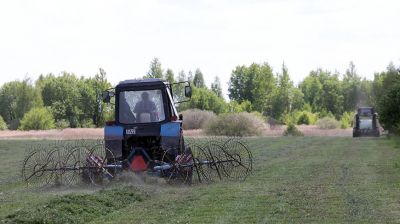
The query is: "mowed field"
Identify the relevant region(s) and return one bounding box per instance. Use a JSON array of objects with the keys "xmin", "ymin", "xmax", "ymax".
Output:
[{"xmin": 1, "ymin": 137, "xmax": 400, "ymax": 223}]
